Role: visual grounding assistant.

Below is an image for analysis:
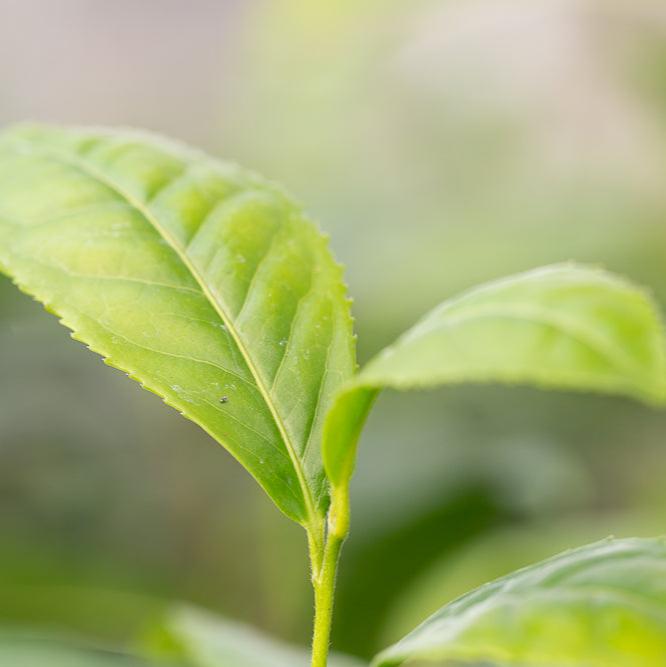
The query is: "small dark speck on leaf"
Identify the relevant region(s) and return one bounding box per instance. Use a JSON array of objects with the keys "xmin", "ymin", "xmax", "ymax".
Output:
[{"xmin": 219, "ymin": 396, "xmax": 229, "ymax": 404}]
